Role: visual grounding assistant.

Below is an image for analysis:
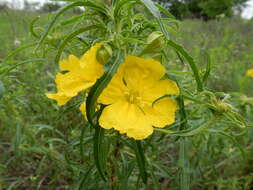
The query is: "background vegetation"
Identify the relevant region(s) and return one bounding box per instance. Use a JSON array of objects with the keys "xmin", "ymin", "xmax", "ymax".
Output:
[
  {"xmin": 154, "ymin": 0, "xmax": 249, "ymax": 20},
  {"xmin": 0, "ymin": 2, "xmax": 253, "ymax": 189}
]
